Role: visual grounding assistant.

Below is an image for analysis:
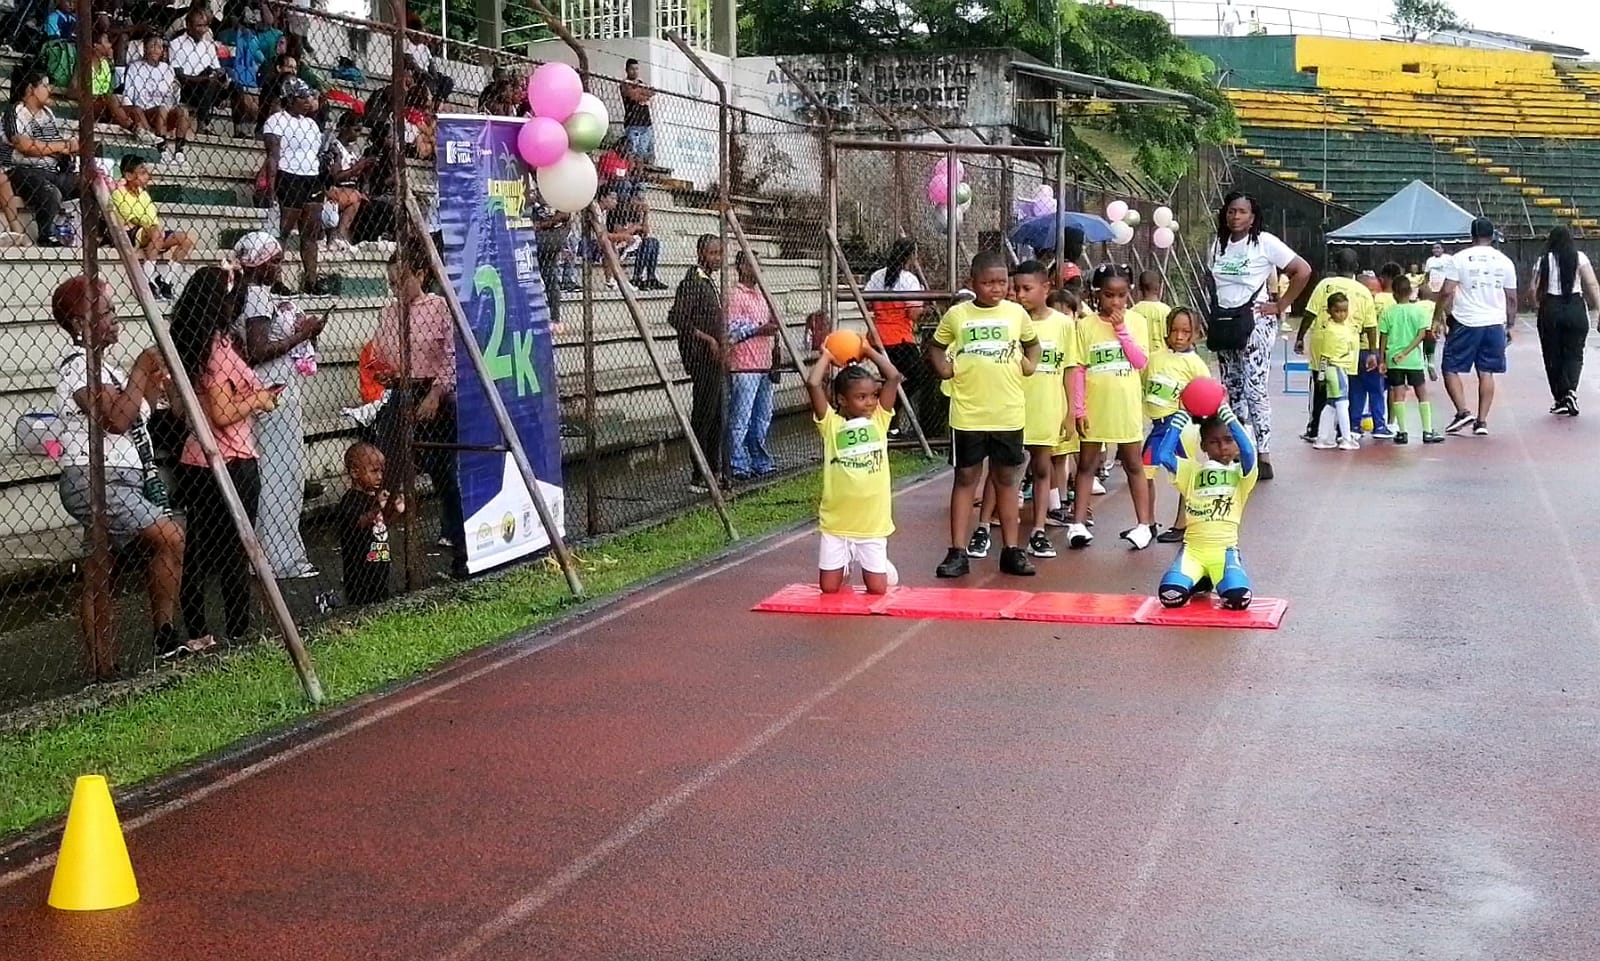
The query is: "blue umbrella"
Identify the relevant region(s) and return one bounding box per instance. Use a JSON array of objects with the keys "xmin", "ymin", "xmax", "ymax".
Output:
[{"xmin": 1010, "ymin": 211, "xmax": 1115, "ymax": 250}]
